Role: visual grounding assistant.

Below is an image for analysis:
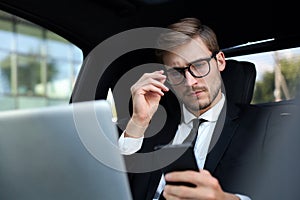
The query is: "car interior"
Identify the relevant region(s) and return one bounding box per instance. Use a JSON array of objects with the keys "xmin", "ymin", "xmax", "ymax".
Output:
[{"xmin": 0, "ymin": 0, "xmax": 299, "ymax": 199}]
